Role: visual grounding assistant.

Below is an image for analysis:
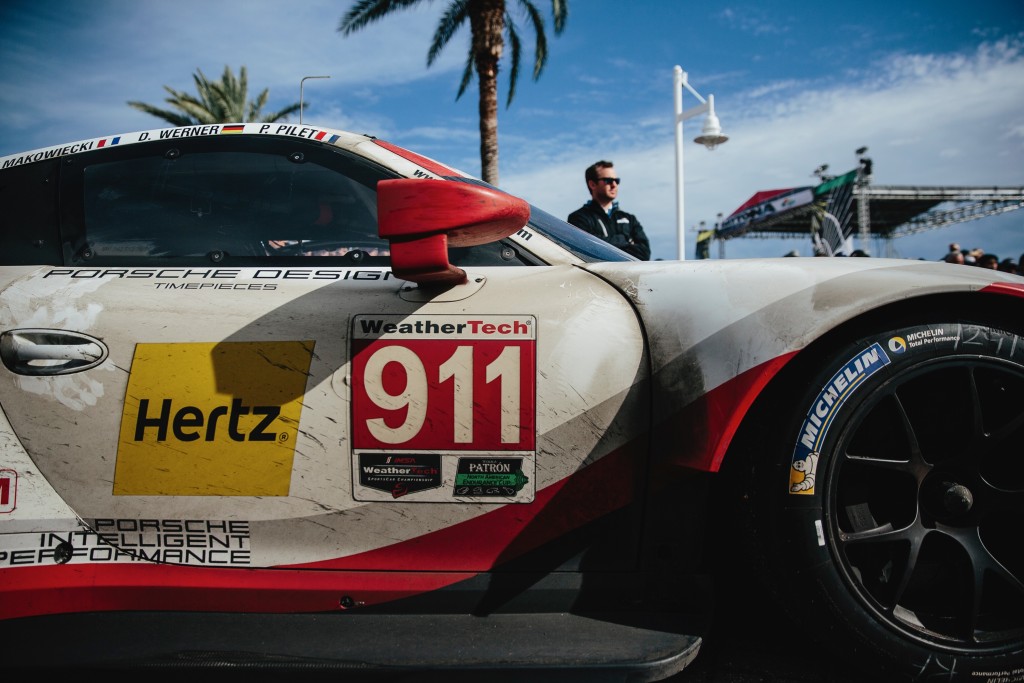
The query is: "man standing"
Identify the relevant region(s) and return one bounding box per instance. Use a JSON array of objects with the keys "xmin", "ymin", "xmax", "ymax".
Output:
[{"xmin": 567, "ymin": 160, "xmax": 651, "ymax": 260}]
